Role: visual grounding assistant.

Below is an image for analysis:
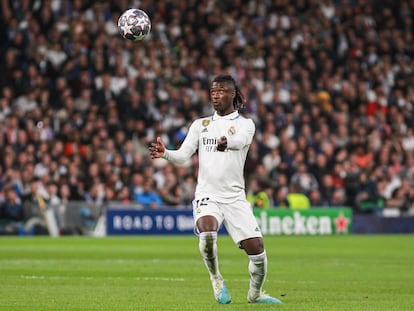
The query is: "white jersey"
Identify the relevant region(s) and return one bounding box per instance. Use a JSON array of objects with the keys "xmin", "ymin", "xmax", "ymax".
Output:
[{"xmin": 164, "ymin": 111, "xmax": 255, "ymax": 203}]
